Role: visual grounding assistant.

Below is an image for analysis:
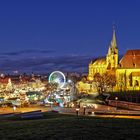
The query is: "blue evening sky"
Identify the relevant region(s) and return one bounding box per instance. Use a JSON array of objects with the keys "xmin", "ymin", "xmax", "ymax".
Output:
[{"xmin": 0, "ymin": 0, "xmax": 140, "ymax": 57}]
